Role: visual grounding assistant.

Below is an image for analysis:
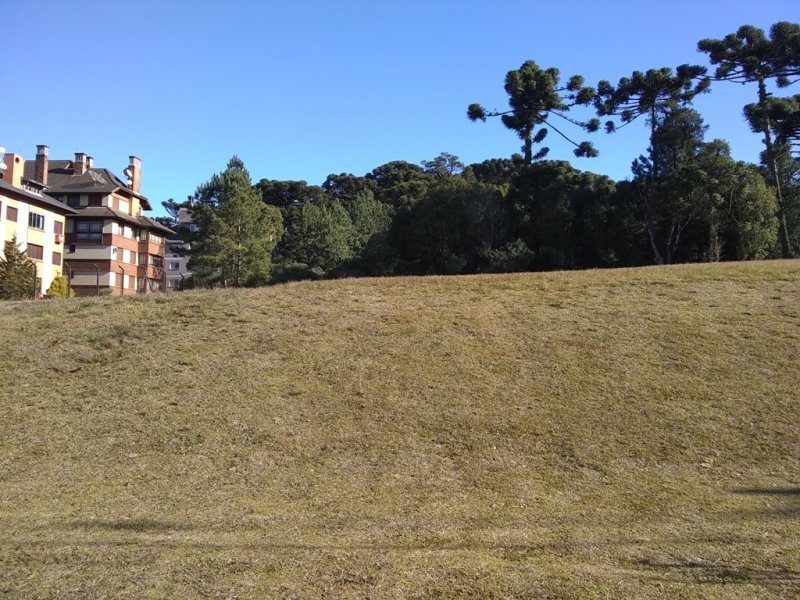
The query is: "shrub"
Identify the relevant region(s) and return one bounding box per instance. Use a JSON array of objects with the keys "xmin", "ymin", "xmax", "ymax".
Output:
[{"xmin": 44, "ymin": 275, "xmax": 75, "ymax": 299}]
